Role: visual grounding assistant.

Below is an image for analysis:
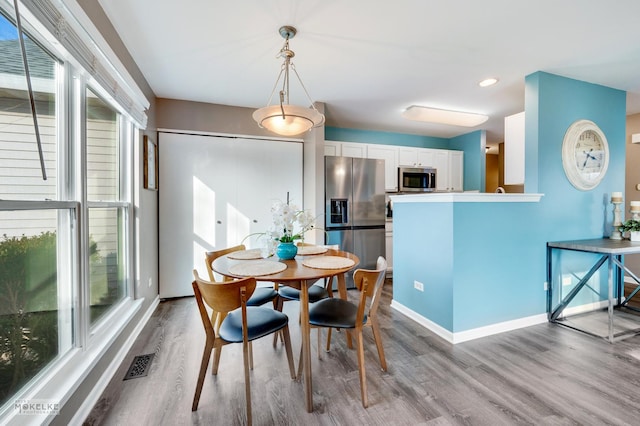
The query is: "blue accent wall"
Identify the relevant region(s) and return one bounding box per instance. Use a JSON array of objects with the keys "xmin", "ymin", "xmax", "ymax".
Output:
[
  {"xmin": 393, "ymin": 72, "xmax": 627, "ymax": 335},
  {"xmin": 325, "ymin": 126, "xmax": 450, "ymax": 149},
  {"xmin": 450, "ymin": 130, "xmax": 485, "ymax": 191},
  {"xmin": 527, "ymin": 72, "xmax": 626, "ymax": 240}
]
